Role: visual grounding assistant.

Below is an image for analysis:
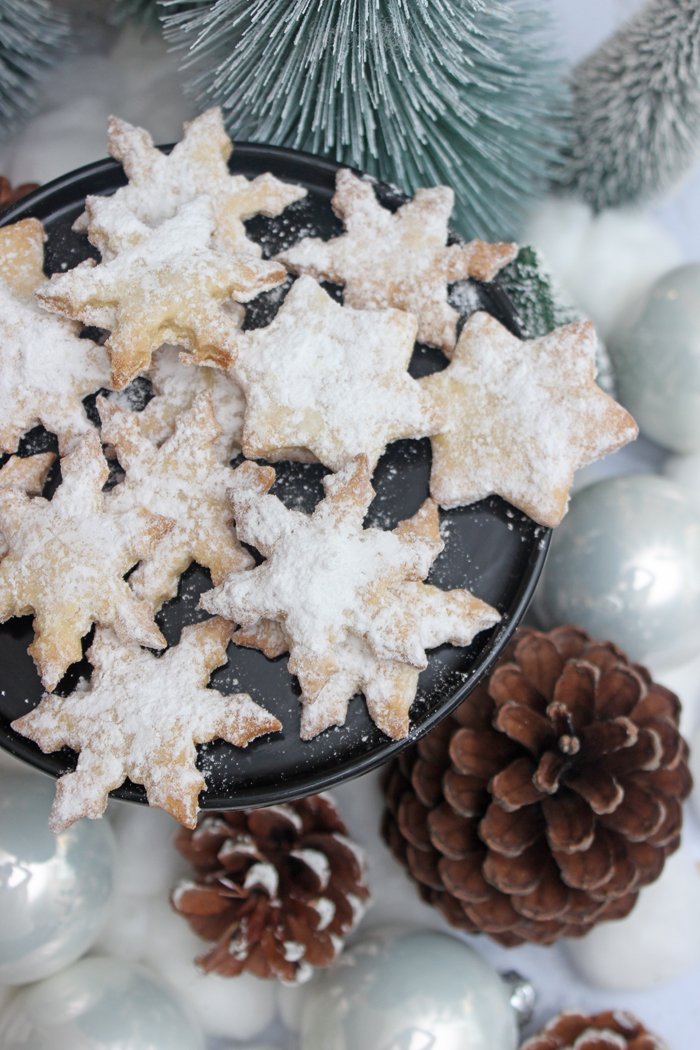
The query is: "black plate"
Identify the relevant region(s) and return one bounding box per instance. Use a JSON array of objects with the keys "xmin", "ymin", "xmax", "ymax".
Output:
[{"xmin": 0, "ymin": 143, "xmax": 549, "ymax": 809}]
